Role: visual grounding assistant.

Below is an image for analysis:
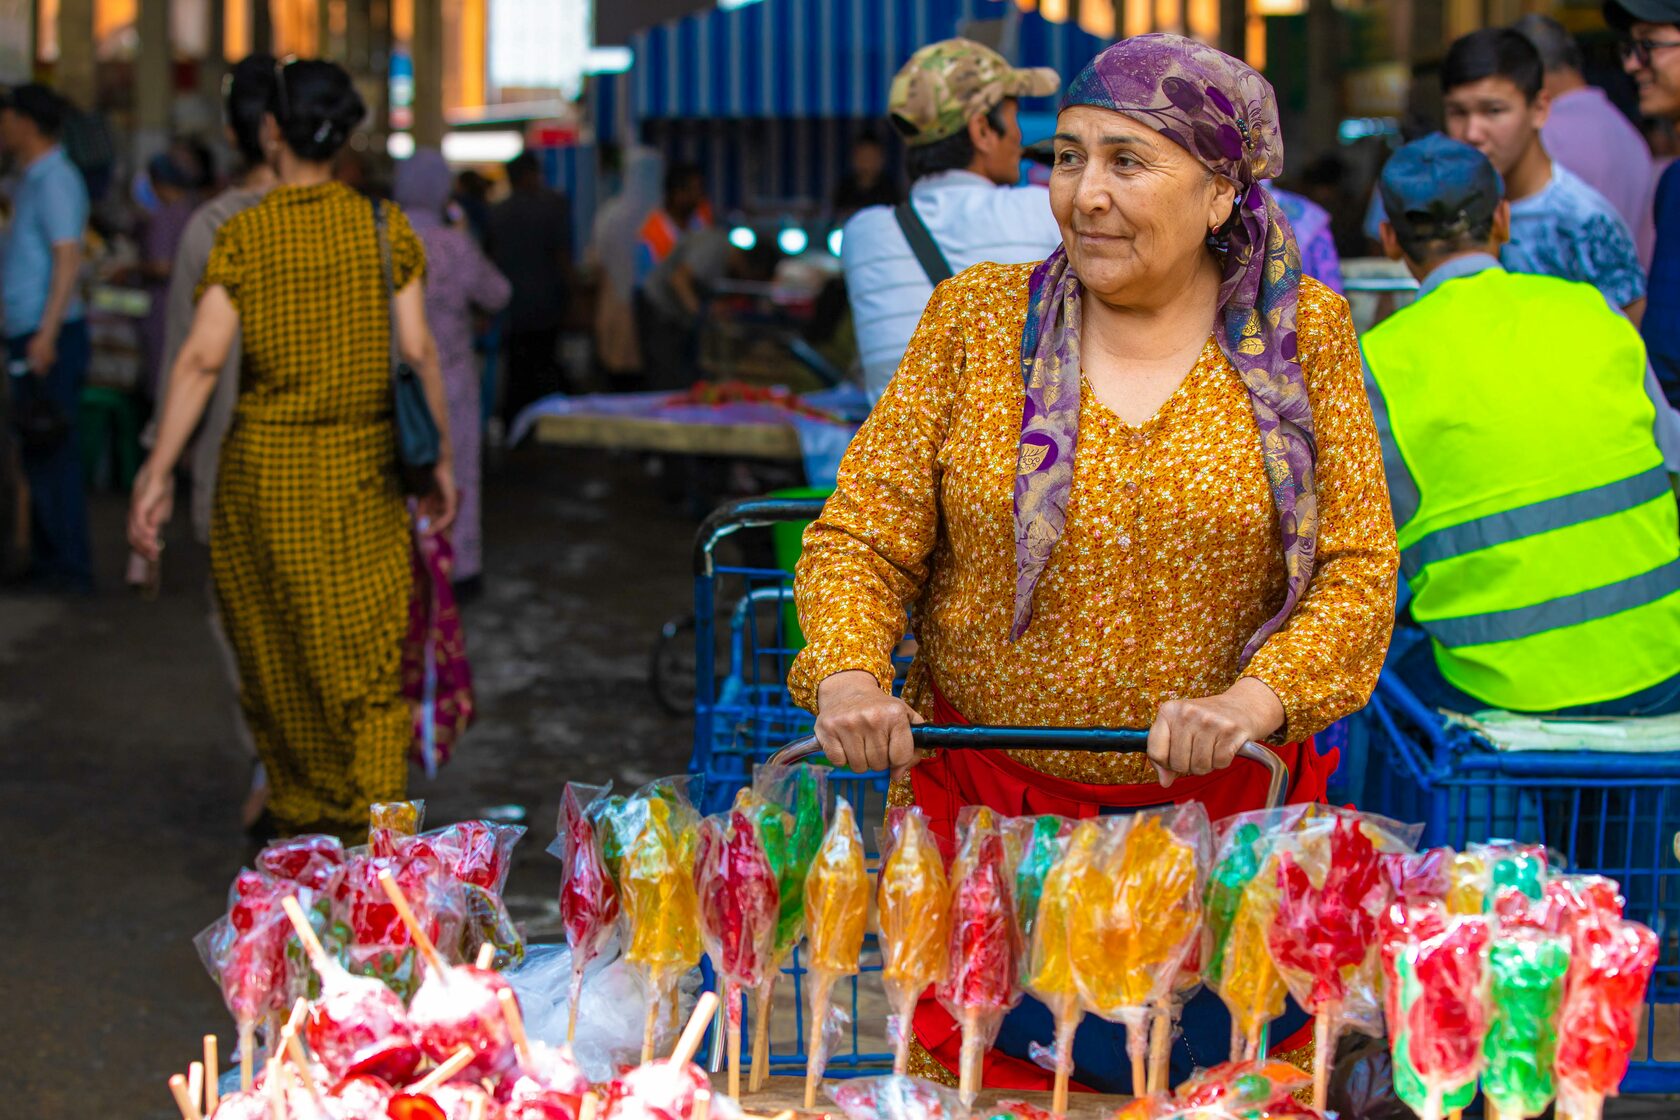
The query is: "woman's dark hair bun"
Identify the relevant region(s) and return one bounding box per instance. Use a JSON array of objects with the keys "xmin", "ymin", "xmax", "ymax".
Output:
[{"xmin": 271, "ymin": 58, "xmax": 365, "ymax": 162}]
